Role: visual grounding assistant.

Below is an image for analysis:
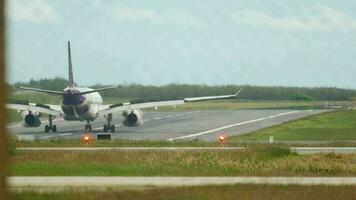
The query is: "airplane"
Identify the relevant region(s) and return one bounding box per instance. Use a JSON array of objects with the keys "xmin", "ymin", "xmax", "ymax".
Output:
[{"xmin": 6, "ymin": 41, "xmax": 243, "ymax": 133}]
